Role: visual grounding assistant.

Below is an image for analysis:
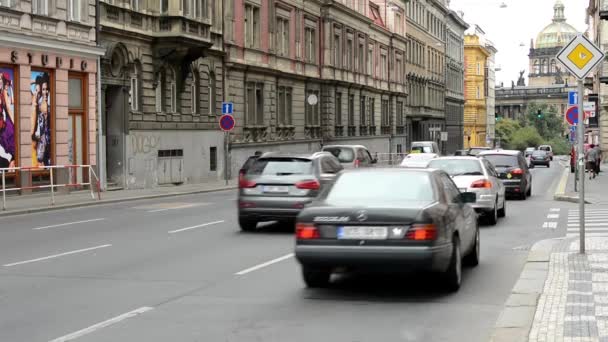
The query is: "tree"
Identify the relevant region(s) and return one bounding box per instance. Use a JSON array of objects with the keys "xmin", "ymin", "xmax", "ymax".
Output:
[
  {"xmin": 495, "ymin": 119, "xmax": 522, "ymax": 149},
  {"xmin": 510, "ymin": 126, "xmax": 543, "ymax": 151},
  {"xmin": 521, "ymin": 102, "xmax": 566, "ymax": 141}
]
